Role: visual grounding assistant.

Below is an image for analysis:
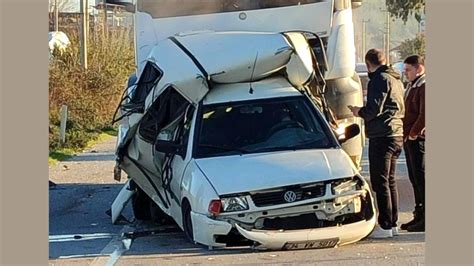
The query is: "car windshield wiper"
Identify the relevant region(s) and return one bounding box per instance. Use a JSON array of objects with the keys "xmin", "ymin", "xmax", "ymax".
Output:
[
  {"xmin": 198, "ymin": 144, "xmax": 250, "ymax": 154},
  {"xmin": 250, "ymin": 139, "xmax": 329, "ymax": 154},
  {"xmin": 291, "ymin": 139, "xmax": 325, "ymax": 148},
  {"xmin": 250, "ymin": 145, "xmax": 294, "ymax": 153}
]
